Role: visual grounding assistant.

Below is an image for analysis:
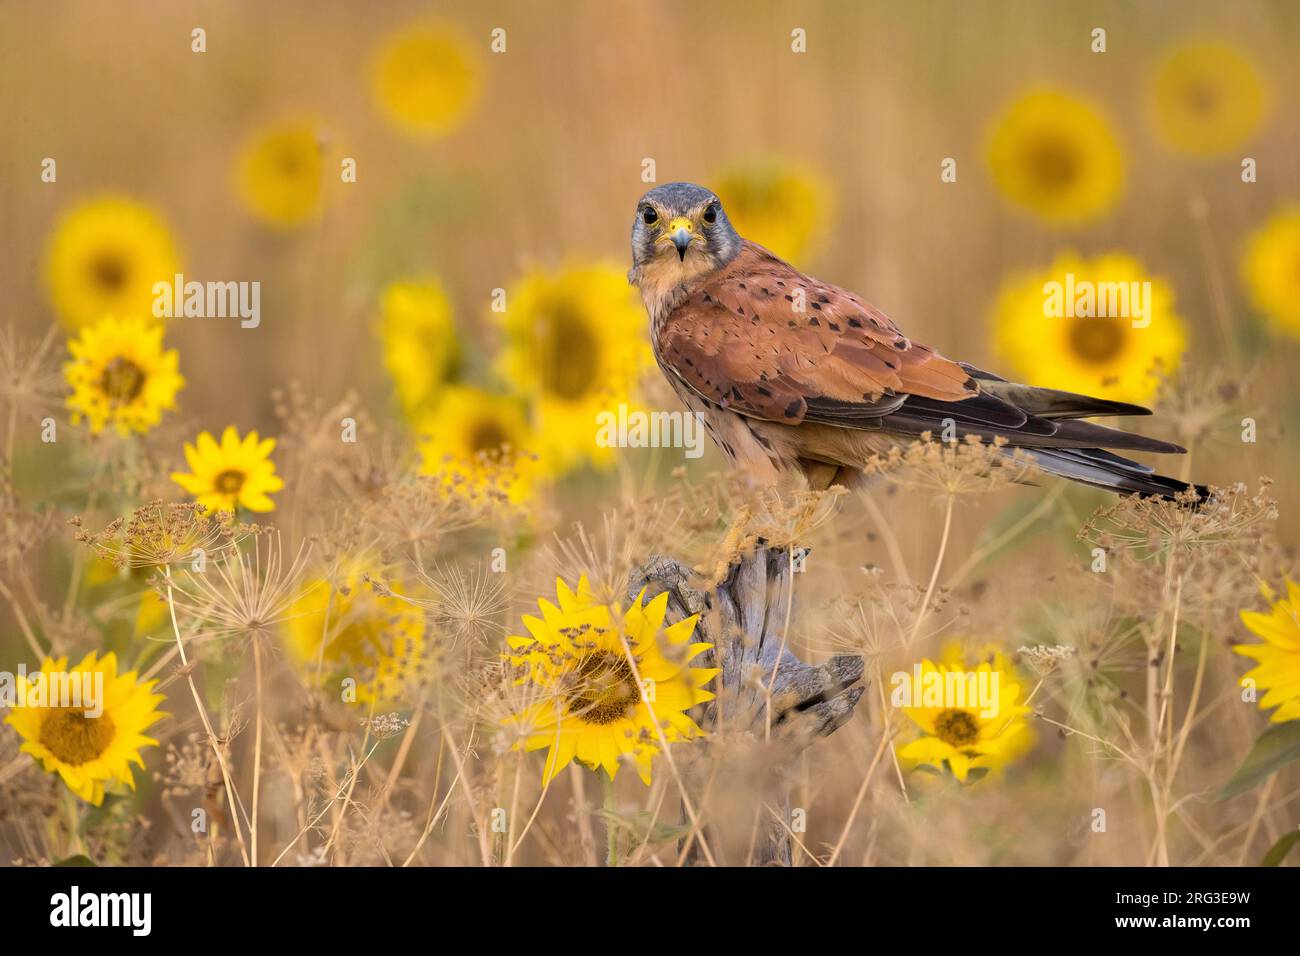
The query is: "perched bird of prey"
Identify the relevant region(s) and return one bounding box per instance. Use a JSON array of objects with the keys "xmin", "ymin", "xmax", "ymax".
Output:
[{"xmin": 629, "ymin": 182, "xmax": 1204, "ymax": 499}]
